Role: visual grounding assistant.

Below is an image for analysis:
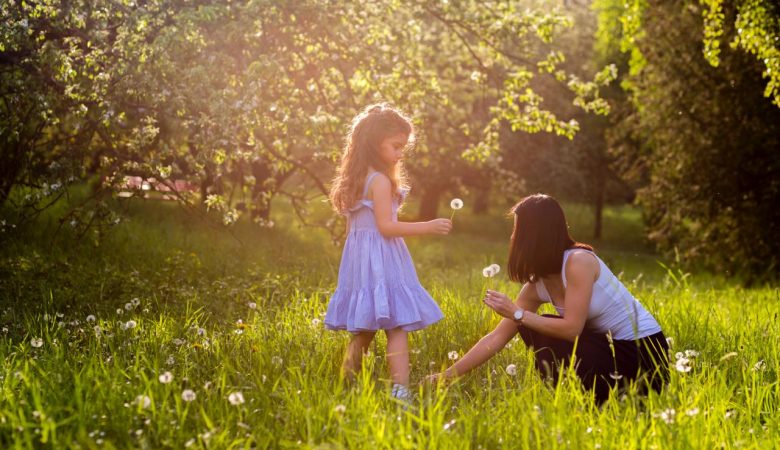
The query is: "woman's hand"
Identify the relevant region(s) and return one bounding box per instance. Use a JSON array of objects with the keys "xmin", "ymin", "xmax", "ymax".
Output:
[
  {"xmin": 484, "ymin": 289, "xmax": 521, "ymax": 320},
  {"xmin": 426, "ymin": 218, "xmax": 452, "ymax": 235}
]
